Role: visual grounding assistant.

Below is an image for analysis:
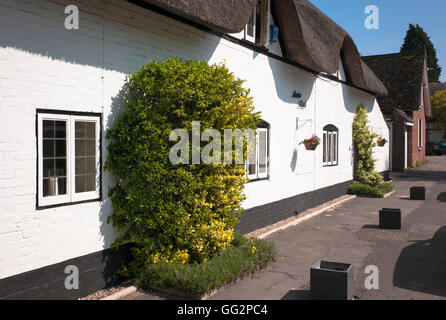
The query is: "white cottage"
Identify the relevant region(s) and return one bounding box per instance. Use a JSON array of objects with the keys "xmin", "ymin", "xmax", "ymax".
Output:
[{"xmin": 0, "ymin": 0, "xmax": 389, "ymax": 299}]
